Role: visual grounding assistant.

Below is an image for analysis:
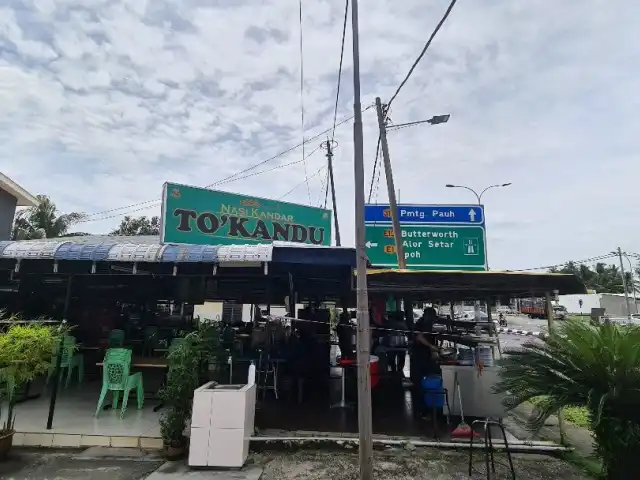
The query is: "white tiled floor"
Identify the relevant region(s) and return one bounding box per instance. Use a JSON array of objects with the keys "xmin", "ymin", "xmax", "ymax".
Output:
[{"xmin": 12, "ymin": 380, "xmax": 162, "ymax": 438}]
